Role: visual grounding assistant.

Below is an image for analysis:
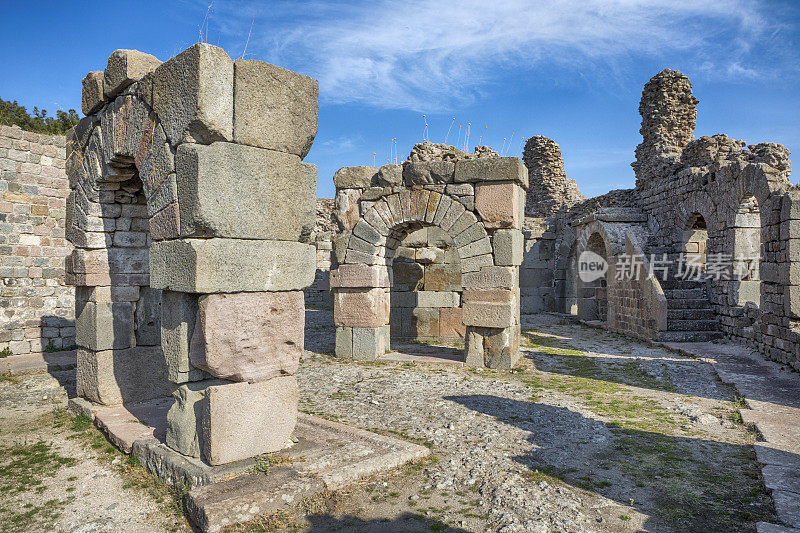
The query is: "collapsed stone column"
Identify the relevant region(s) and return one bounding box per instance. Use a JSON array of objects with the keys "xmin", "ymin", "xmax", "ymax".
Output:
[{"xmin": 66, "ymin": 44, "xmax": 318, "ymax": 465}]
